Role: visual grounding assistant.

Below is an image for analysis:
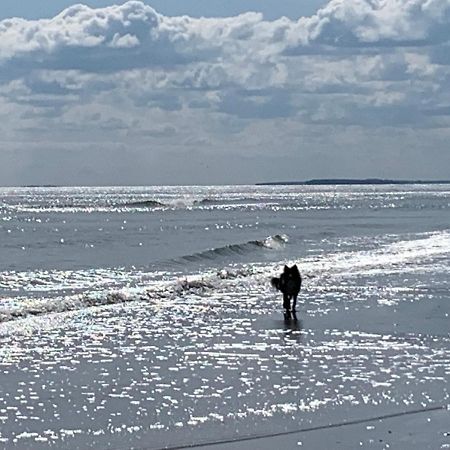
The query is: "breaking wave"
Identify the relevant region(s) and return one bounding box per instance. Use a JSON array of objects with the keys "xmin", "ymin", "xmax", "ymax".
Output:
[
  {"xmin": 177, "ymin": 234, "xmax": 288, "ymax": 263},
  {"xmin": 0, "ymin": 266, "xmax": 267, "ymax": 324}
]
